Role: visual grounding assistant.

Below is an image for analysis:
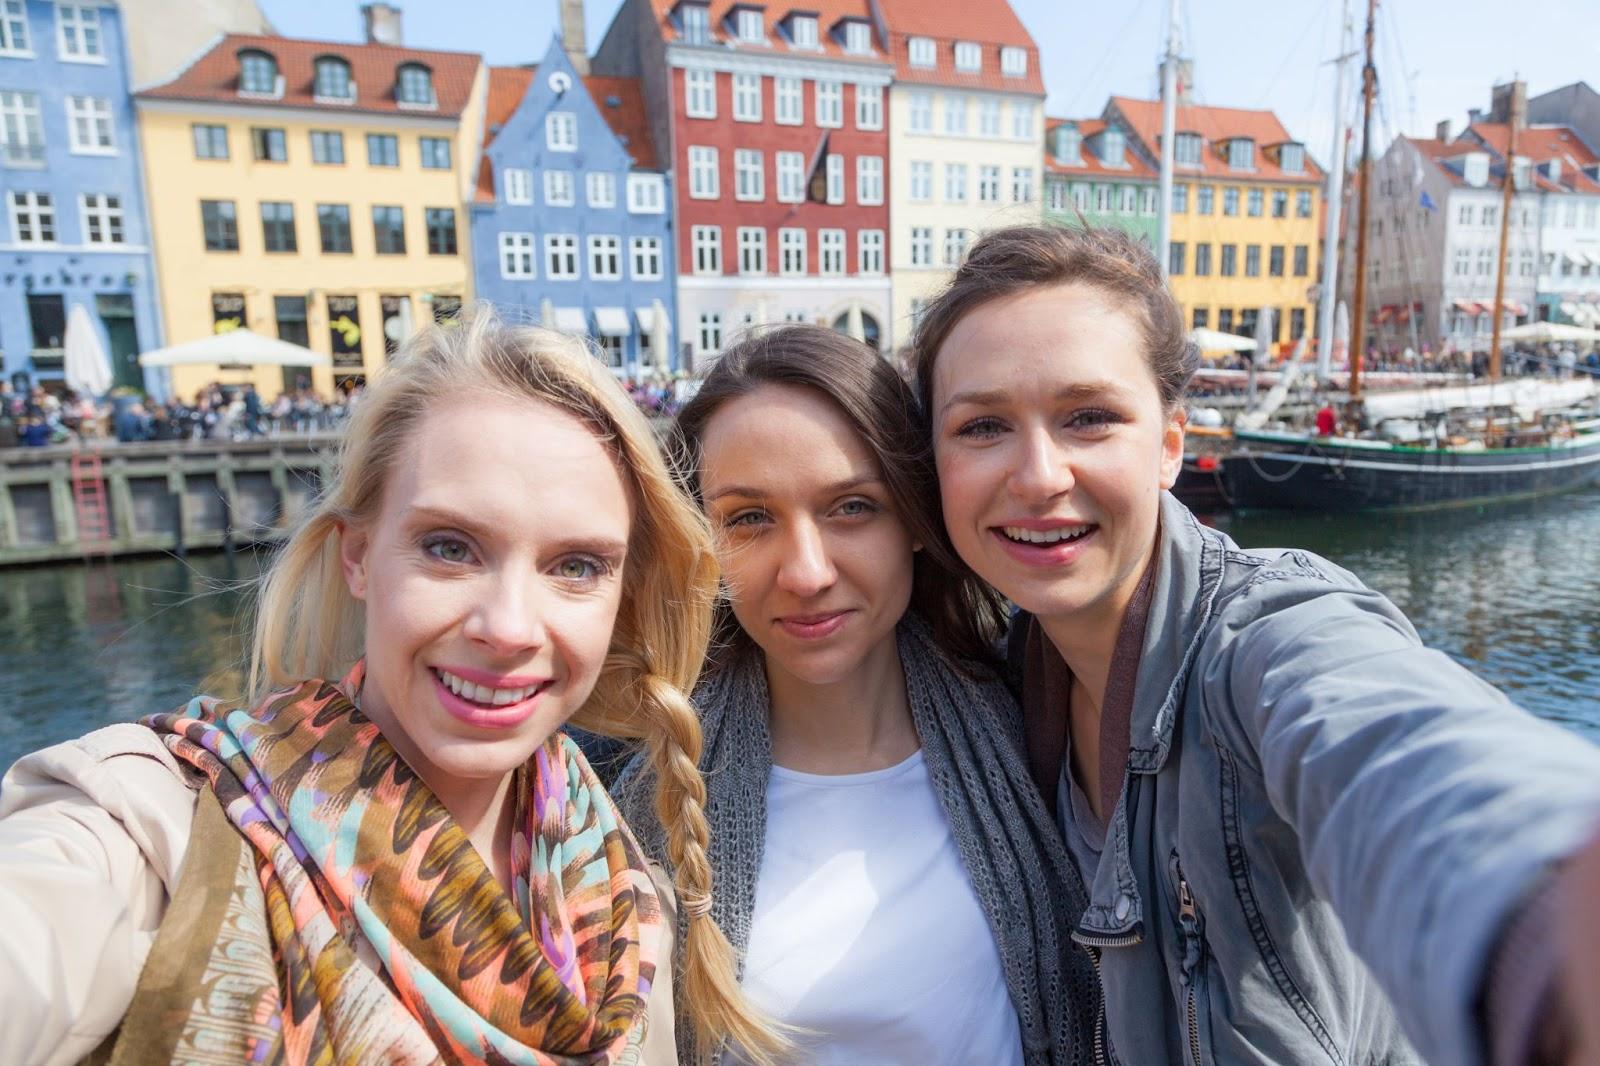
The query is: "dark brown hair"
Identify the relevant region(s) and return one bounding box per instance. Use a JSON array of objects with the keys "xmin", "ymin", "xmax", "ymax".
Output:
[
  {"xmin": 911, "ymin": 223, "xmax": 1198, "ymax": 418},
  {"xmin": 671, "ymin": 324, "xmax": 1006, "ymax": 668}
]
